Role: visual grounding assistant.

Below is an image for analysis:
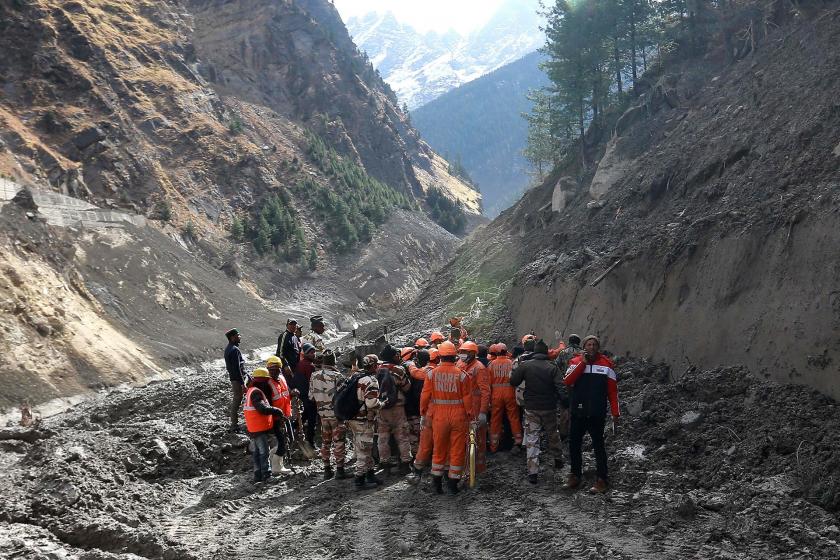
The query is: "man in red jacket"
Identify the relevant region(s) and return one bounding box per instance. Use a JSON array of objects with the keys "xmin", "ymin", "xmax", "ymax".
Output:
[{"xmin": 562, "ymin": 335, "xmax": 619, "ymax": 494}]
